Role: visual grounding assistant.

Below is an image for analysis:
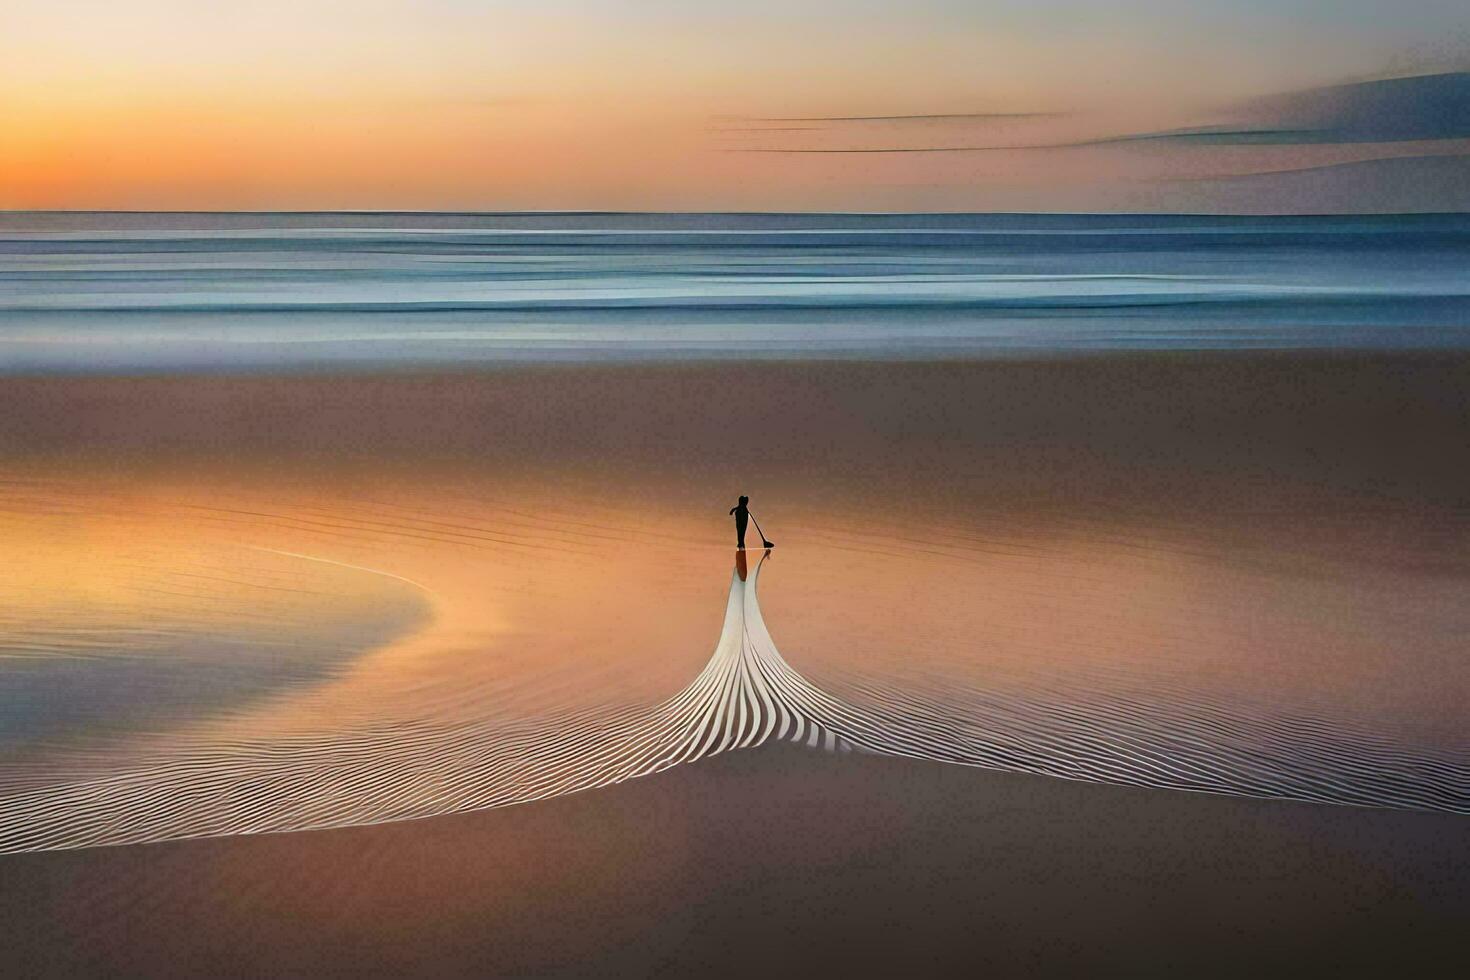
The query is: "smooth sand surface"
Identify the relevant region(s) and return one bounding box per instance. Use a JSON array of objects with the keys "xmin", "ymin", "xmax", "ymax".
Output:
[
  {"xmin": 1, "ymin": 354, "xmax": 1466, "ymax": 972},
  {"xmin": 2, "ymin": 741, "xmax": 1467, "ymax": 977}
]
